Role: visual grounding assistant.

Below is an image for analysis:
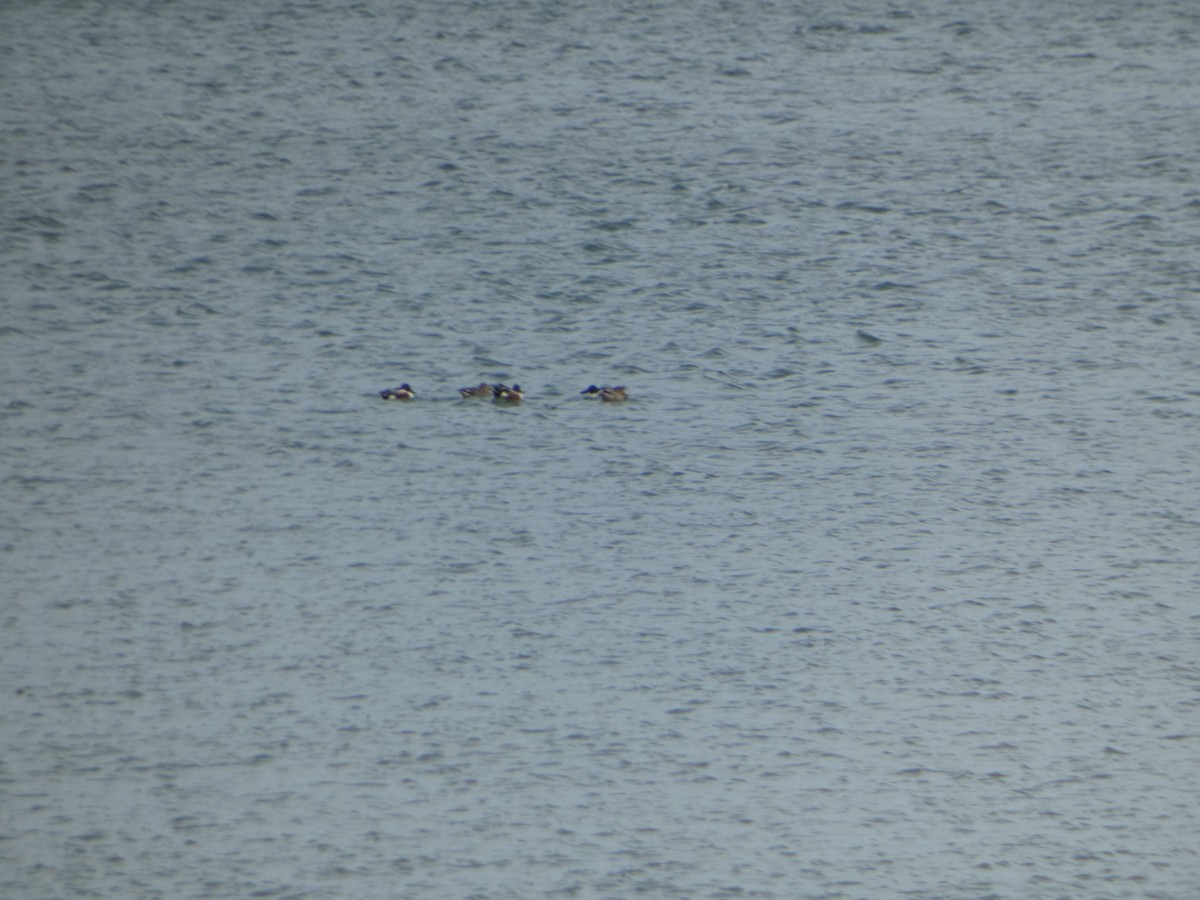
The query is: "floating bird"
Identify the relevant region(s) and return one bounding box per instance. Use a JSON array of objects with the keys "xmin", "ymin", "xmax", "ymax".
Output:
[
  {"xmin": 492, "ymin": 383, "xmax": 524, "ymax": 403},
  {"xmin": 379, "ymin": 383, "xmax": 416, "ymax": 400},
  {"xmin": 581, "ymin": 384, "xmax": 628, "ymax": 401},
  {"xmin": 458, "ymin": 382, "xmax": 493, "ymax": 398}
]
